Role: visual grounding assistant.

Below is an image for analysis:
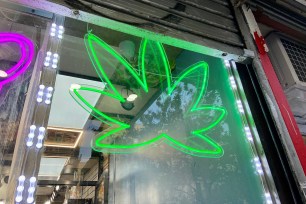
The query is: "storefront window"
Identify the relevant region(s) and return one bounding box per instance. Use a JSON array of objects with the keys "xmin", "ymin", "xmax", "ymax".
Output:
[
  {"xmin": 43, "ymin": 16, "xmax": 270, "ymax": 203},
  {"xmin": 0, "ymin": 2, "xmax": 276, "ymax": 203}
]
